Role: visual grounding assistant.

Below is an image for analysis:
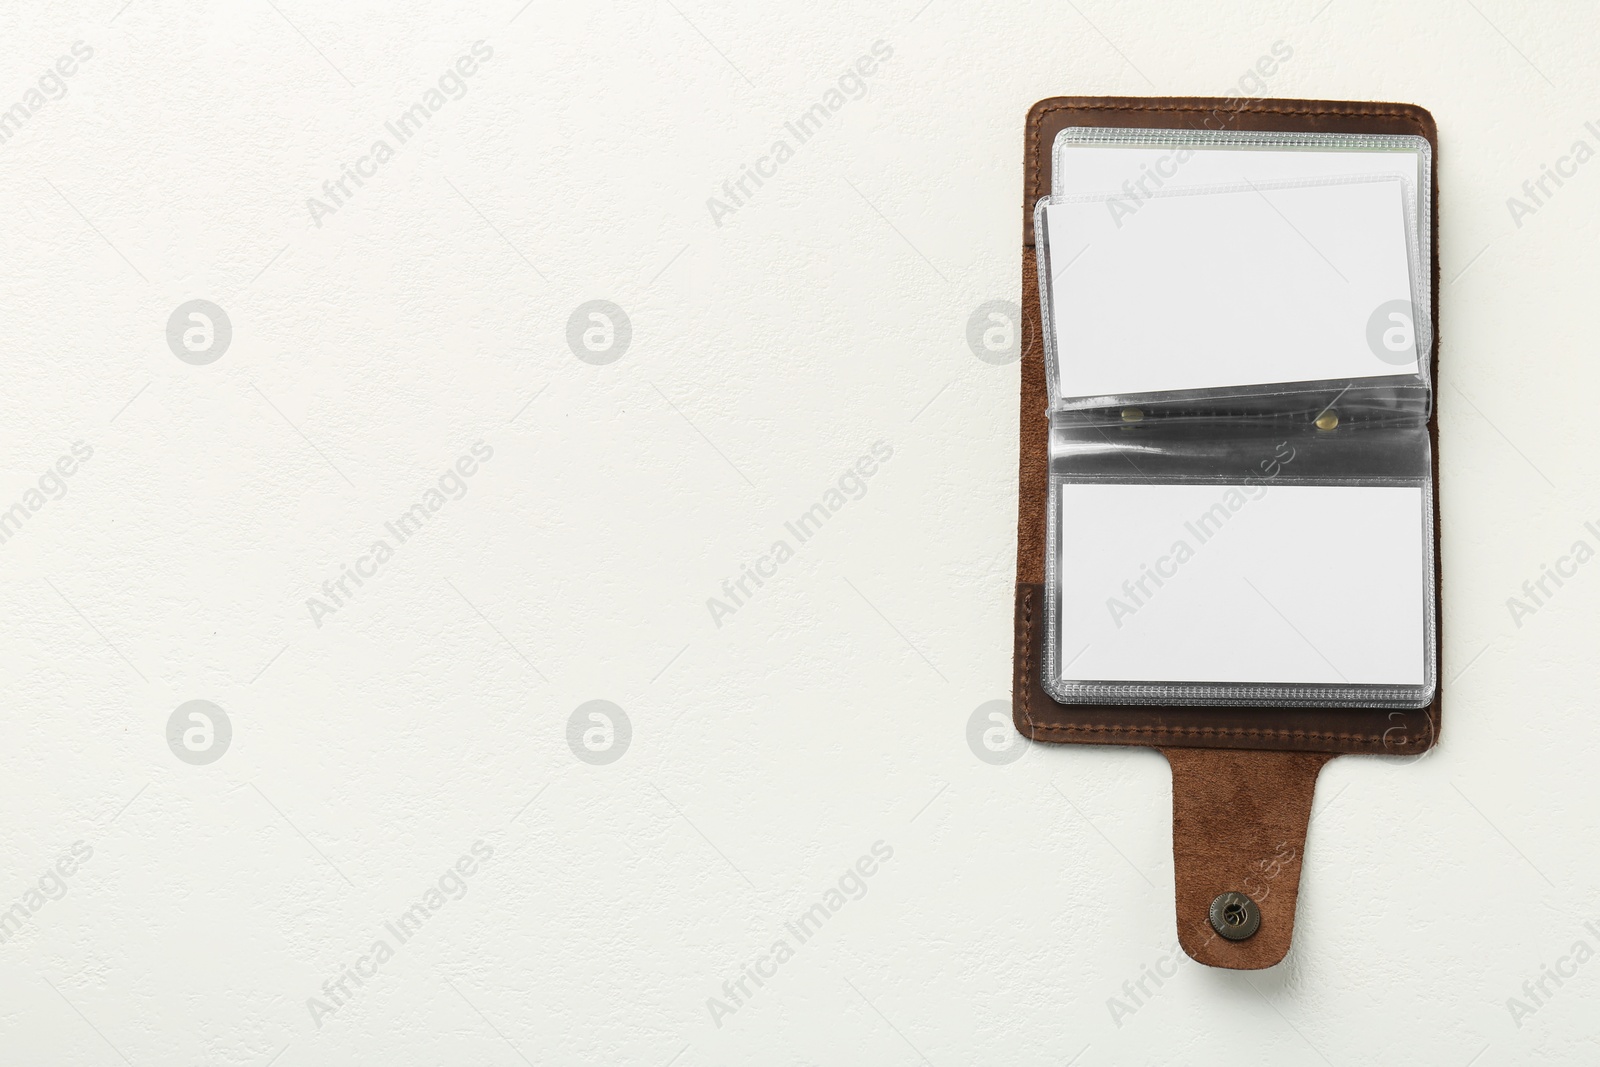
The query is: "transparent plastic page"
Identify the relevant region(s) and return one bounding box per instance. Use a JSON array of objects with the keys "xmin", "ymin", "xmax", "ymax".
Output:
[
  {"xmin": 1033, "ymin": 127, "xmax": 1437, "ymax": 709},
  {"xmin": 1042, "ymin": 416, "xmax": 1437, "ymax": 708},
  {"xmin": 1036, "ymin": 129, "xmax": 1433, "ymax": 412}
]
